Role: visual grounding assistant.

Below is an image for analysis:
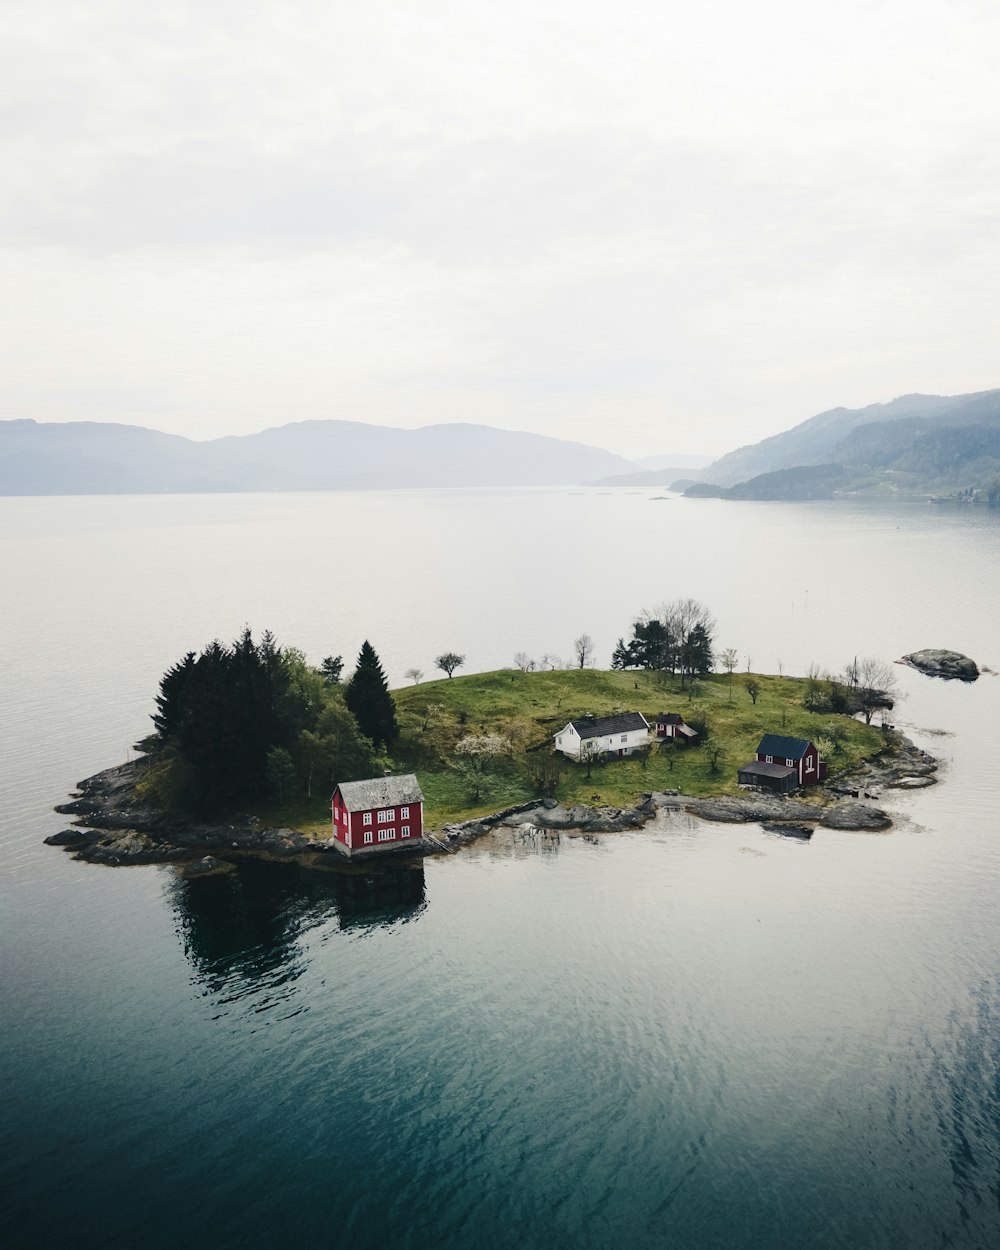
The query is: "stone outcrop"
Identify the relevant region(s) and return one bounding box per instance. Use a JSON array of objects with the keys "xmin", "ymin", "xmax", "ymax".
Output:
[
  {"xmin": 830, "ymin": 737, "xmax": 938, "ymax": 796},
  {"xmin": 900, "ymin": 649, "xmax": 979, "ymax": 681},
  {"xmin": 679, "ymin": 792, "xmax": 891, "ymax": 831}
]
